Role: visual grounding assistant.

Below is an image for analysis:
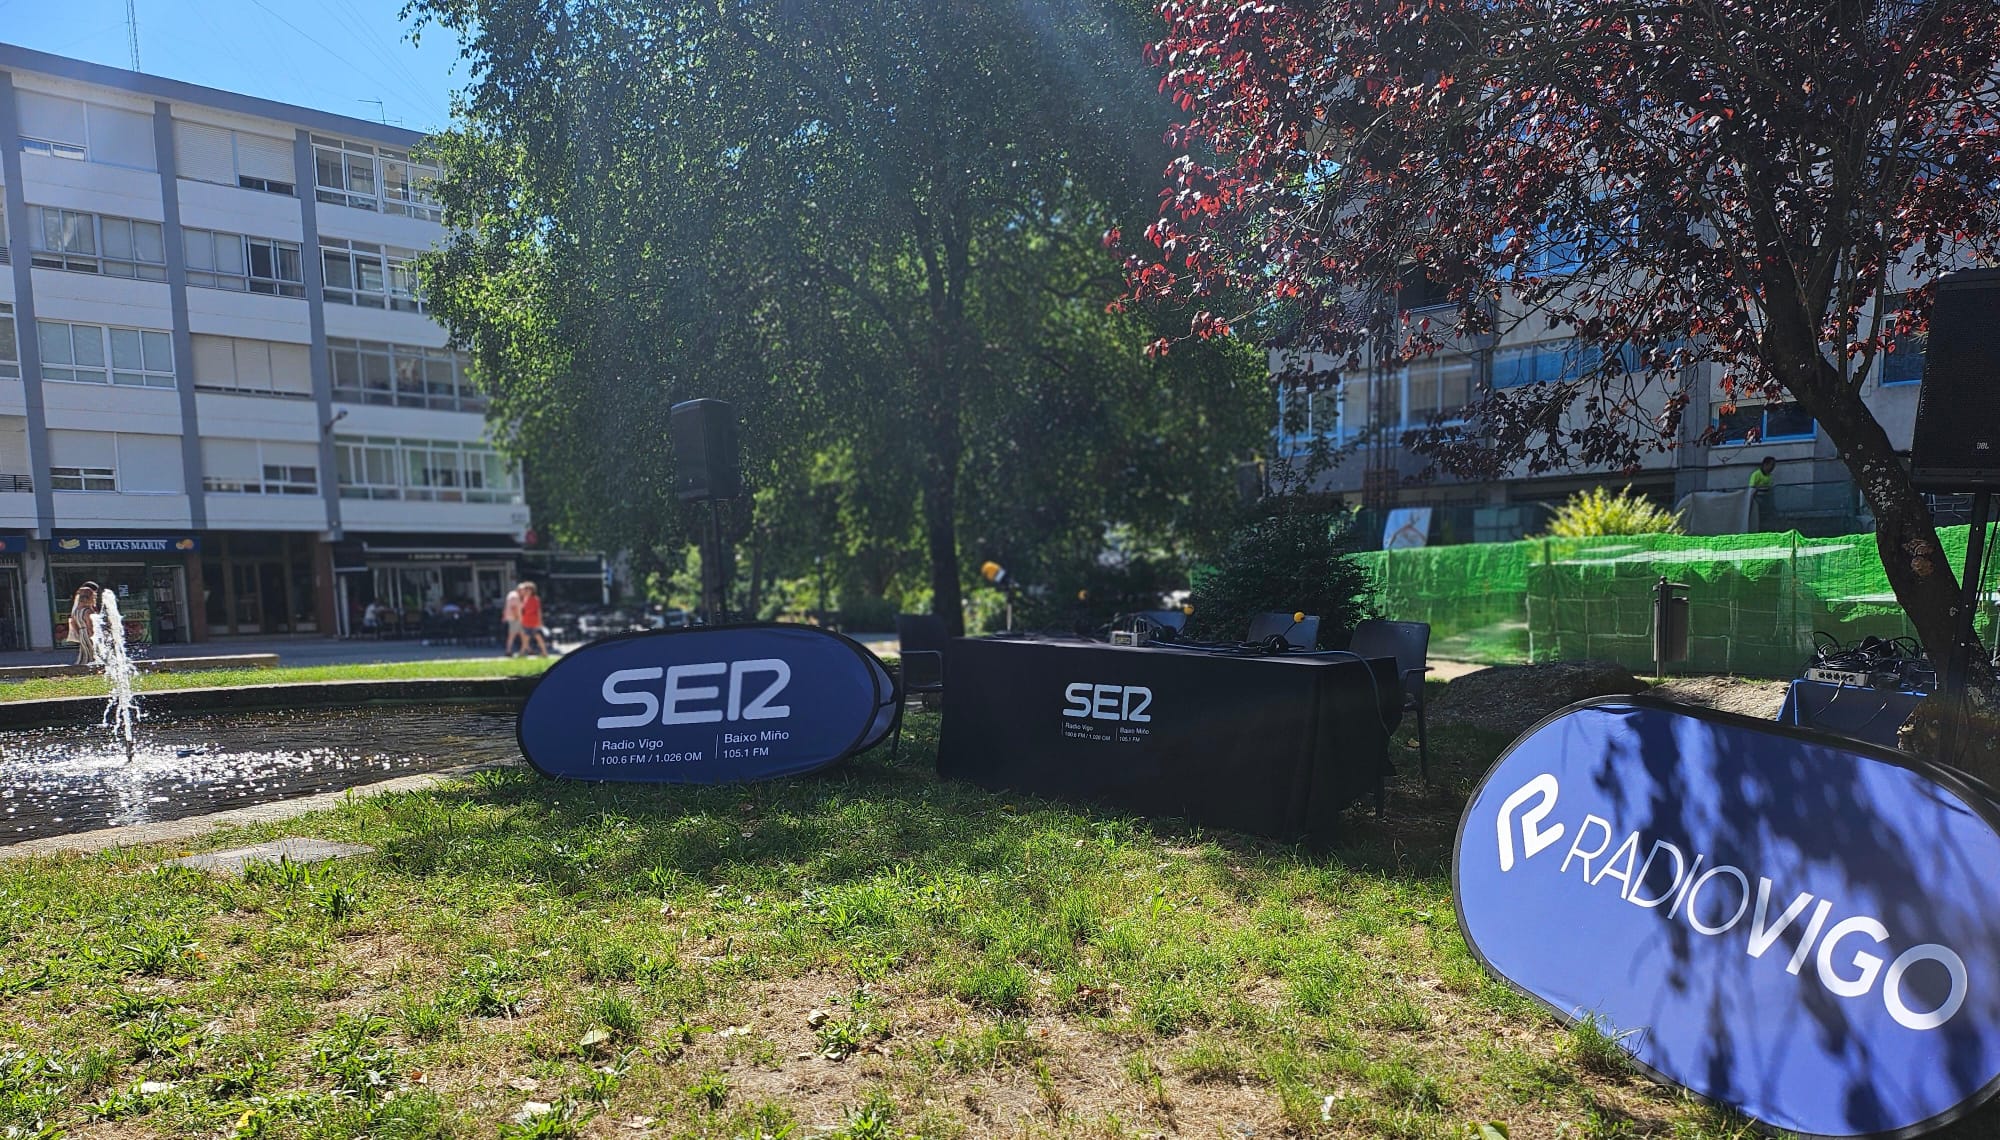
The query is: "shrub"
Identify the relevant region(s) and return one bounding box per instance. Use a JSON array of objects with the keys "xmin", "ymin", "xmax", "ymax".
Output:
[
  {"xmin": 994, "ymin": 554, "xmax": 1184, "ymax": 635},
  {"xmin": 1186, "ymin": 507, "xmax": 1372, "ymax": 647},
  {"xmin": 1541, "ymin": 485, "xmax": 1684, "ymax": 537},
  {"xmin": 837, "ymin": 594, "xmax": 899, "ymax": 632}
]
